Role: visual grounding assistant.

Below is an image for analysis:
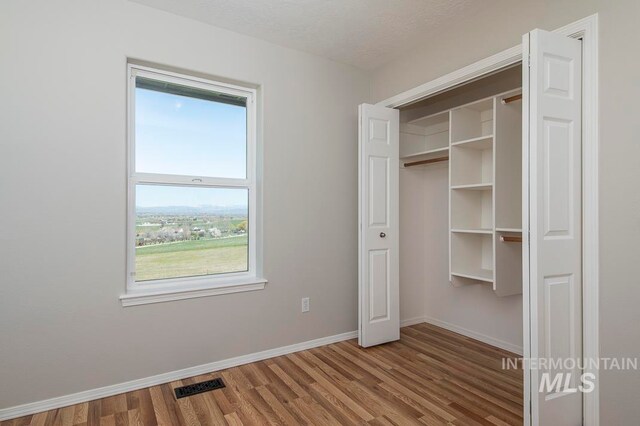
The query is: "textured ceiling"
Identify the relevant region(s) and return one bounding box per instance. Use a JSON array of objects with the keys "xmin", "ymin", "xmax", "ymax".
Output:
[{"xmin": 130, "ymin": 0, "xmax": 483, "ymax": 70}]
